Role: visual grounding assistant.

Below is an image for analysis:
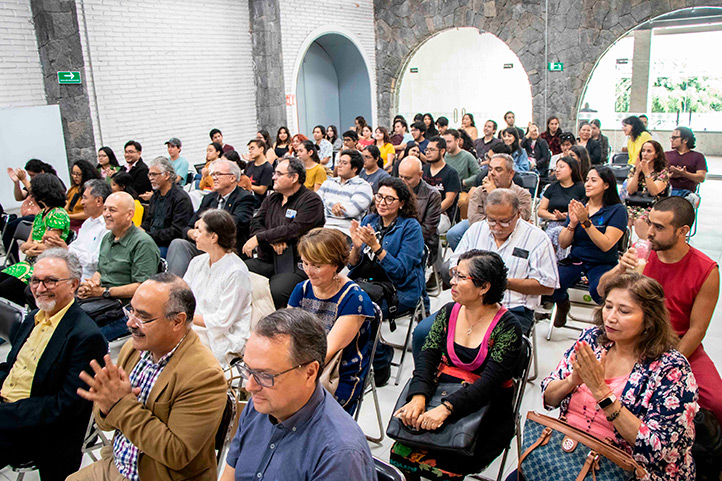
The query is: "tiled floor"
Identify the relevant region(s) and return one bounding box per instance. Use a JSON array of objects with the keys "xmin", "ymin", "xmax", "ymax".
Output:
[{"xmin": 2, "ymin": 178, "xmax": 721, "ymax": 481}]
